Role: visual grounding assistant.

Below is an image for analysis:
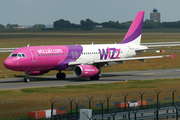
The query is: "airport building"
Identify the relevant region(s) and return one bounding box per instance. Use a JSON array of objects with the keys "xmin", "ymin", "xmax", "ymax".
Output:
[{"xmin": 150, "ymin": 8, "xmax": 161, "ymax": 22}]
